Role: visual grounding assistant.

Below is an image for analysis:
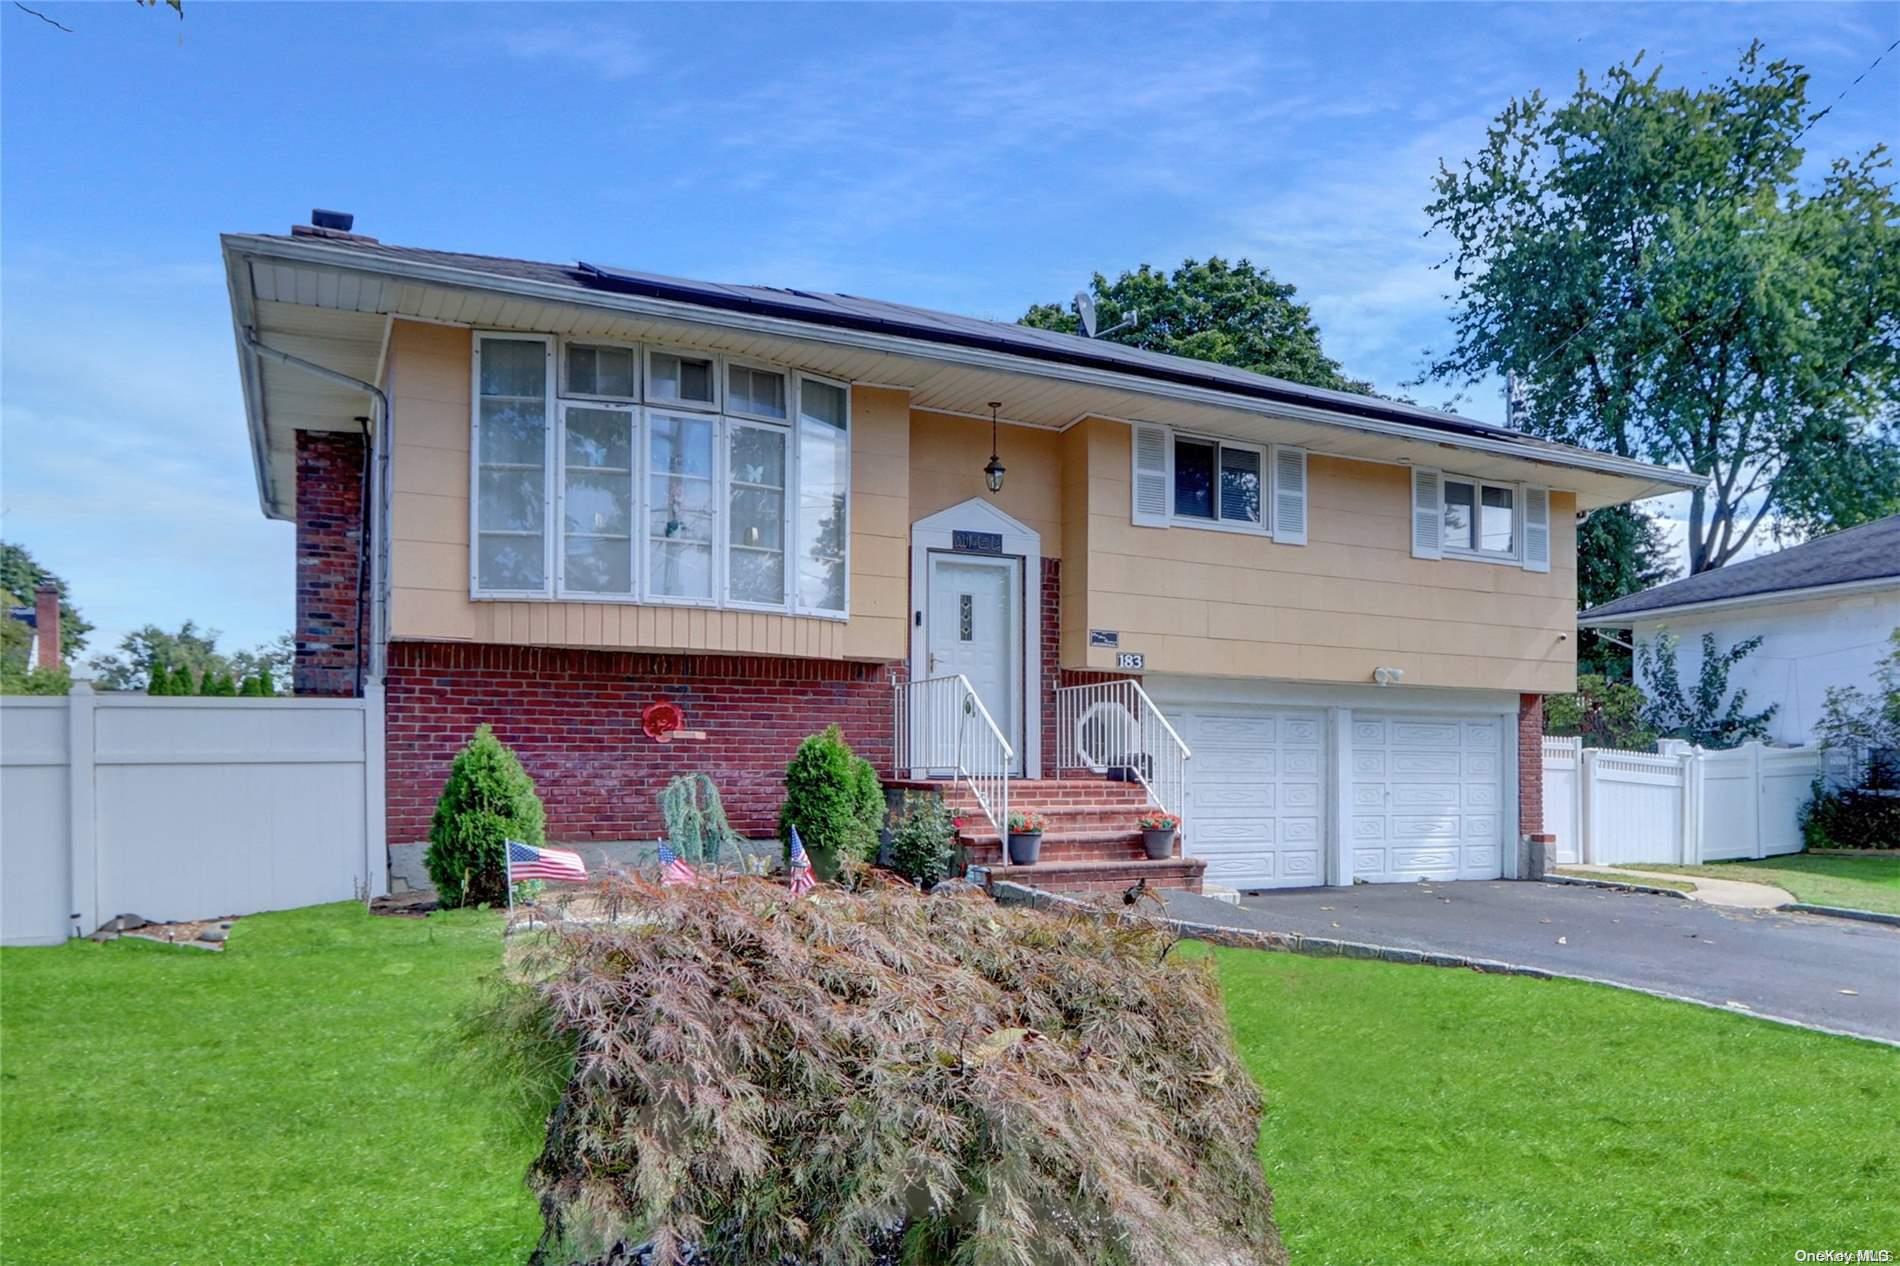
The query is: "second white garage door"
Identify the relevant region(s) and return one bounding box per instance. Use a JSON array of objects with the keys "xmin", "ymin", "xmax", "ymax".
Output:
[
  {"xmin": 1182, "ymin": 710, "xmax": 1326, "ymax": 890},
  {"xmin": 1350, "ymin": 714, "xmax": 1505, "ymax": 881}
]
